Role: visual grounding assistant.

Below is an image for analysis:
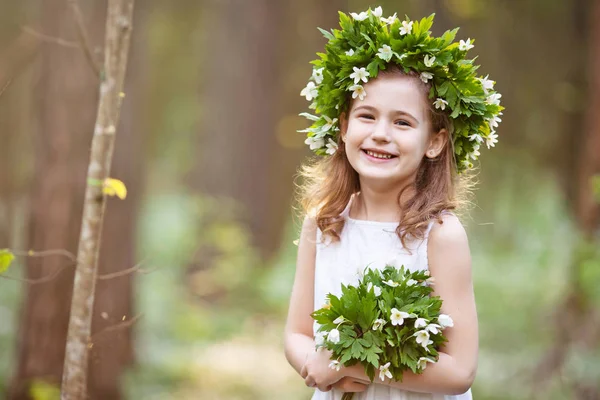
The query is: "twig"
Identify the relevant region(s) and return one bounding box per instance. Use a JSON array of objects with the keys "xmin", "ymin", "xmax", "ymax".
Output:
[
  {"xmin": 68, "ymin": 0, "xmax": 102, "ymax": 78},
  {"xmin": 12, "ymin": 248, "xmax": 78, "ymax": 262},
  {"xmin": 20, "ymin": 25, "xmax": 79, "ymax": 48},
  {"xmin": 0, "ymin": 263, "xmax": 76, "ymax": 285},
  {"xmin": 89, "ymin": 313, "xmax": 142, "ymax": 343},
  {"xmin": 96, "ymin": 260, "xmax": 158, "ymax": 280},
  {"xmin": 0, "ymin": 80, "xmax": 11, "ymax": 97}
]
